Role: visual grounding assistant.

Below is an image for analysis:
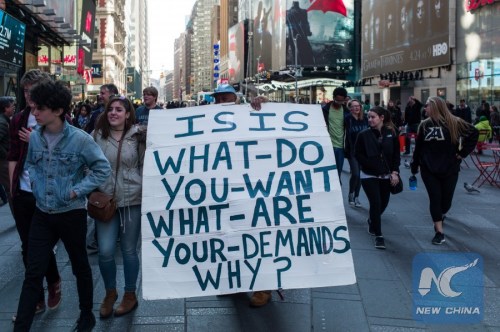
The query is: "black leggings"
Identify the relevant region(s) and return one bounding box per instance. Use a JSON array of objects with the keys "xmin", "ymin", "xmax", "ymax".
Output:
[
  {"xmin": 361, "ymin": 177, "xmax": 391, "ymax": 236},
  {"xmin": 420, "ymin": 168, "xmax": 459, "ymax": 222},
  {"xmin": 347, "ymin": 157, "xmax": 362, "ymax": 197}
]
